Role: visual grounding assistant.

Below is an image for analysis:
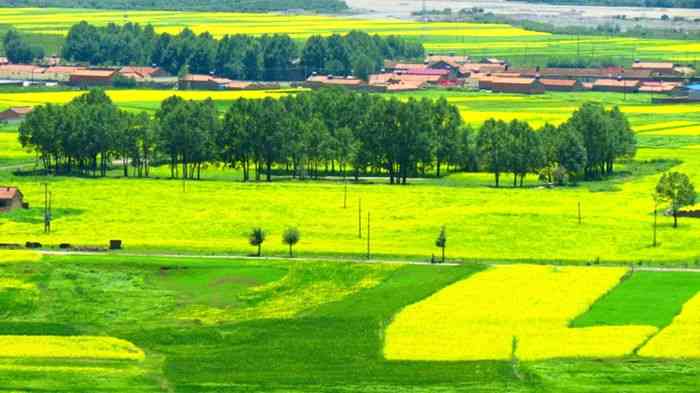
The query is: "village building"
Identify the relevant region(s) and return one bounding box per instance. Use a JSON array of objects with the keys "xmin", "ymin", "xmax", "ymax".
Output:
[
  {"xmin": 459, "ymin": 63, "xmax": 508, "ymax": 77},
  {"xmin": 40, "ymin": 66, "xmax": 85, "ymax": 82},
  {"xmin": 0, "ymin": 107, "xmax": 33, "ymax": 123},
  {"xmin": 388, "ymin": 62, "xmax": 428, "ymax": 72},
  {"xmin": 489, "ymin": 77, "xmax": 545, "ymax": 94},
  {"xmin": 402, "ymin": 68, "xmax": 454, "ymax": 81},
  {"xmin": 426, "ymin": 54, "xmax": 470, "ymax": 65},
  {"xmin": 368, "ymin": 73, "xmax": 429, "ymax": 92},
  {"xmin": 304, "ymin": 75, "xmax": 365, "ymax": 89},
  {"xmin": 540, "ymin": 78, "xmax": 582, "ymax": 92},
  {"xmin": 118, "ymin": 66, "xmax": 170, "ymax": 81},
  {"xmin": 638, "ymin": 81, "xmax": 681, "ymax": 94},
  {"xmin": 0, "ymin": 187, "xmax": 25, "ymax": 212},
  {"xmin": 0, "ymin": 64, "xmax": 45, "ymax": 81},
  {"xmin": 179, "ymin": 74, "xmax": 217, "ymax": 89},
  {"xmin": 592, "ymin": 79, "xmax": 641, "ymax": 93},
  {"xmin": 631, "ymin": 61, "xmax": 676, "ymax": 75},
  {"xmin": 0, "ymin": 57, "xmax": 8, "ymax": 65},
  {"xmin": 68, "ymin": 69, "xmax": 117, "ymax": 86},
  {"xmin": 514, "ymin": 67, "xmax": 654, "ymax": 82},
  {"xmin": 689, "ymin": 84, "xmax": 700, "ymax": 101}
]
